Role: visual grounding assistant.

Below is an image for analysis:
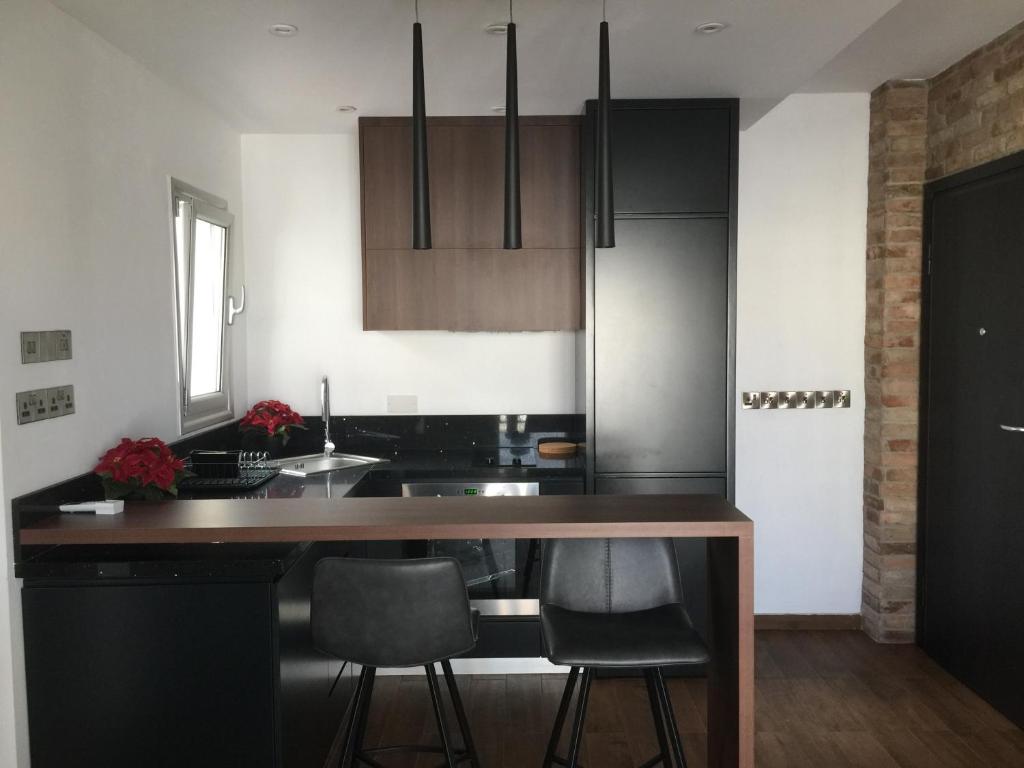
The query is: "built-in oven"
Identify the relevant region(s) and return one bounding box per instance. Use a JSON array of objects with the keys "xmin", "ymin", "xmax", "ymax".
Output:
[{"xmin": 400, "ymin": 481, "xmax": 541, "ymax": 618}]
